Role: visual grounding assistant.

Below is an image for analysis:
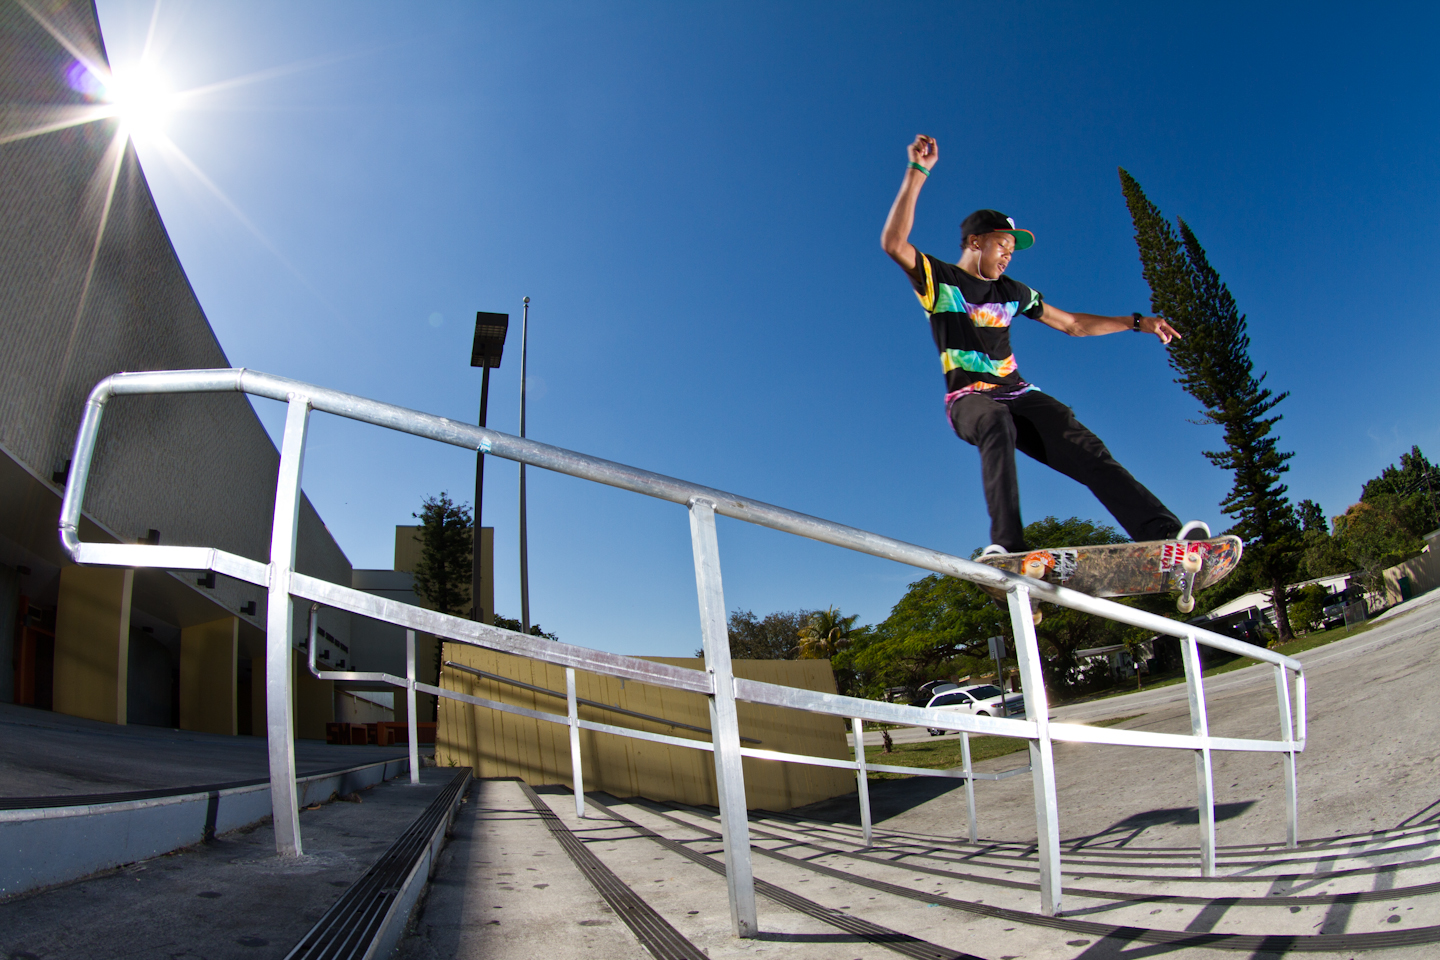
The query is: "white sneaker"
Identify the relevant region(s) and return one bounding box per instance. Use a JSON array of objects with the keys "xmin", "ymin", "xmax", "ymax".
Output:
[
  {"xmin": 981, "ymin": 543, "xmax": 1009, "ymax": 556},
  {"xmin": 1177, "ymin": 520, "xmax": 1211, "ymax": 541}
]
